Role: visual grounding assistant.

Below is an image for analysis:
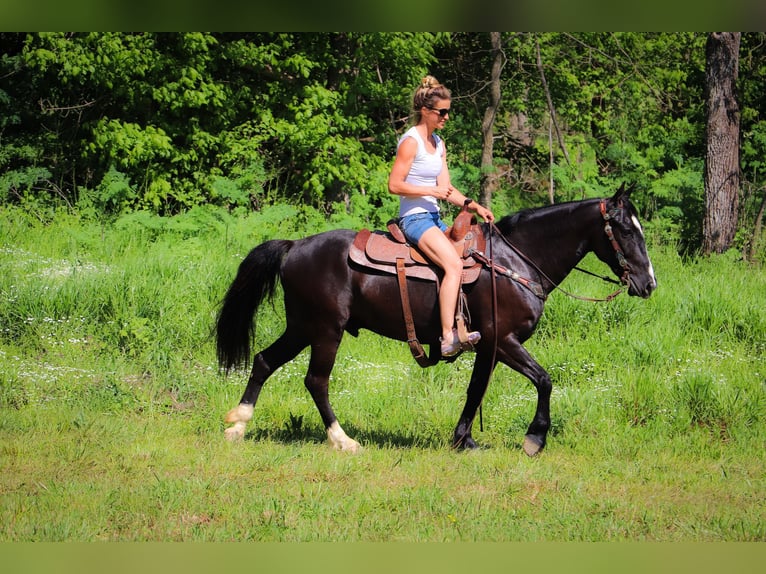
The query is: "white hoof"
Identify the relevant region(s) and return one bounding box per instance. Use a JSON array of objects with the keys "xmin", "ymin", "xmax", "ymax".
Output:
[
  {"xmin": 327, "ymin": 421, "xmax": 362, "ymax": 453},
  {"xmin": 224, "ymin": 422, "xmax": 246, "ymax": 441},
  {"xmin": 224, "ymin": 404, "xmax": 254, "ymax": 441},
  {"xmin": 522, "ymin": 435, "xmax": 544, "ymax": 457},
  {"xmin": 225, "ymin": 403, "xmax": 254, "ymax": 424}
]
